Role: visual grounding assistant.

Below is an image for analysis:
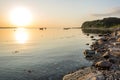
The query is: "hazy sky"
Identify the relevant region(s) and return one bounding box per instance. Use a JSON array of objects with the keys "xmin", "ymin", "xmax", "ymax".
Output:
[{"xmin": 0, "ymin": 0, "xmax": 120, "ymax": 27}]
